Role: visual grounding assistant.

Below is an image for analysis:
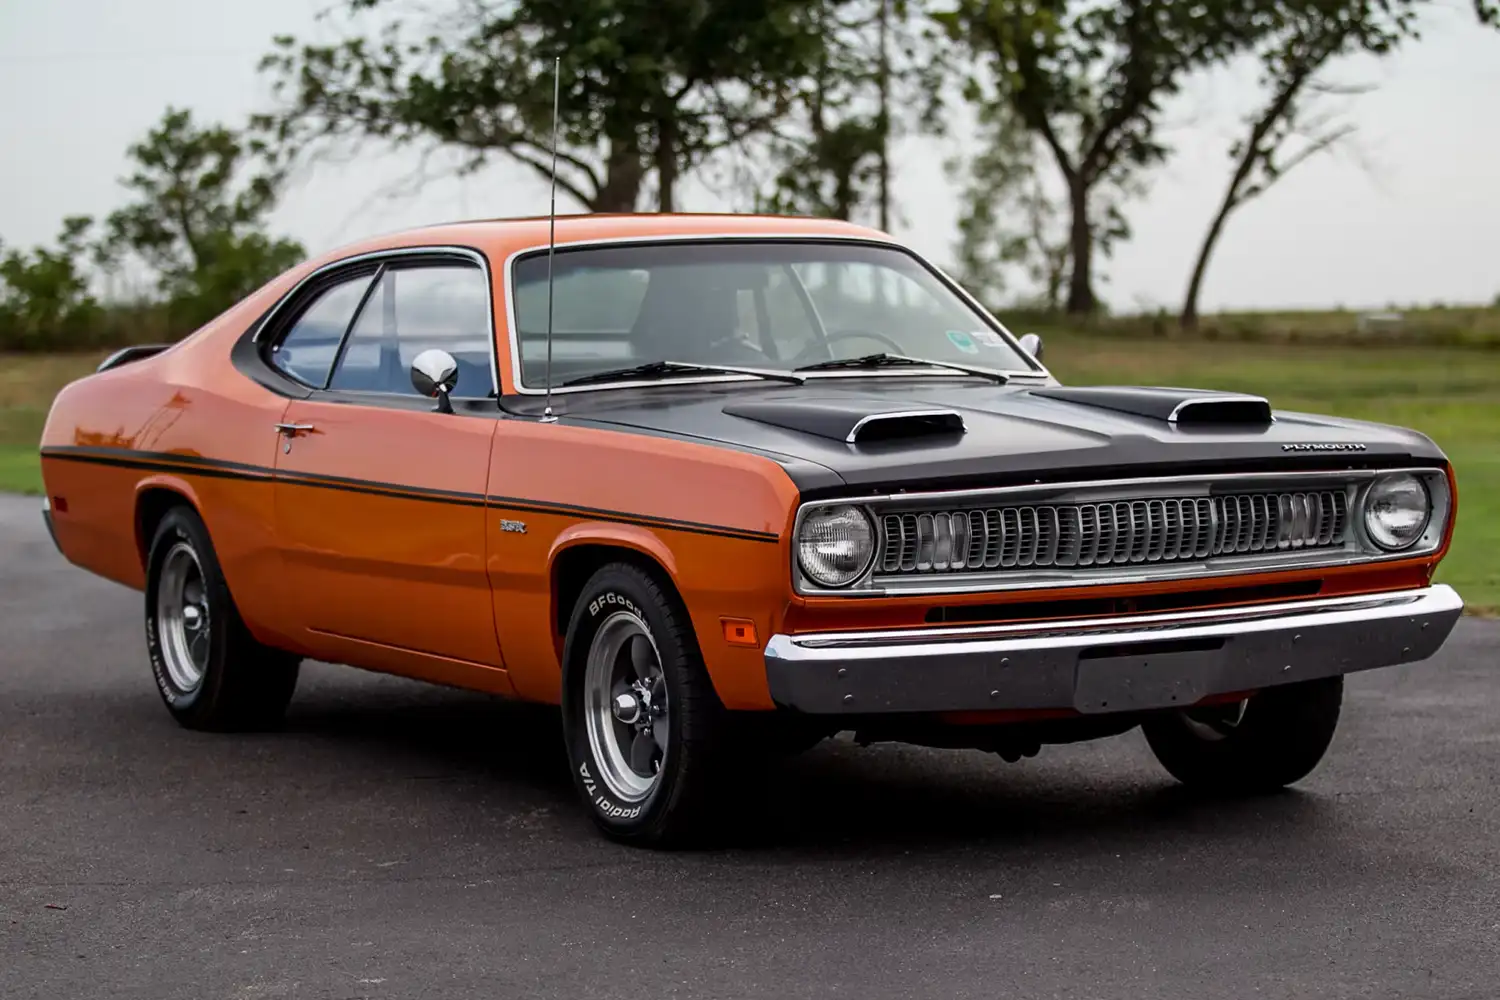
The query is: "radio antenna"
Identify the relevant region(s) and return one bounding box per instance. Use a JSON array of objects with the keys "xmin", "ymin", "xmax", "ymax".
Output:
[{"xmin": 540, "ymin": 55, "xmax": 561, "ymax": 424}]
